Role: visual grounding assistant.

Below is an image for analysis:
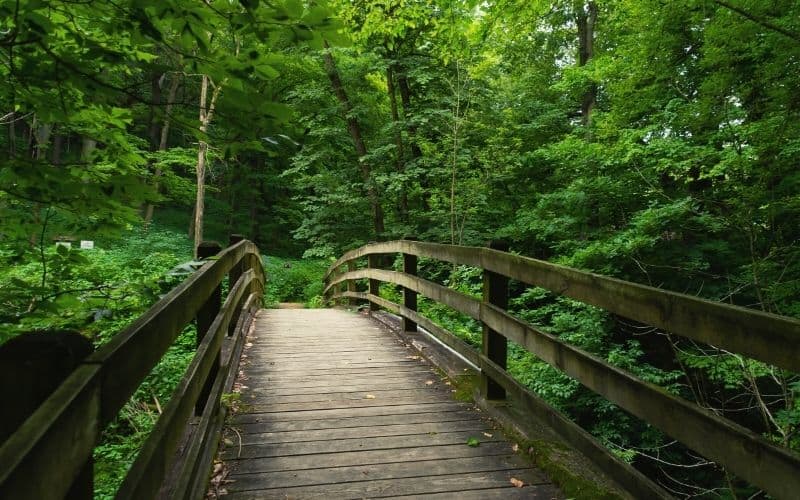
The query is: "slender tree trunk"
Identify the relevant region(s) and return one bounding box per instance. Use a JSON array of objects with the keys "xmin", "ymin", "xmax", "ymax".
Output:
[
  {"xmin": 8, "ymin": 112, "xmax": 16, "ymax": 158},
  {"xmin": 144, "ymin": 72, "xmax": 180, "ymax": 226},
  {"xmin": 81, "ymin": 137, "xmax": 97, "ymax": 160},
  {"xmin": 322, "ymin": 40, "xmax": 385, "ymax": 237},
  {"xmin": 386, "ymin": 62, "xmax": 408, "ymax": 222},
  {"xmin": 396, "ymin": 70, "xmax": 423, "ymax": 160},
  {"xmin": 51, "ymin": 130, "xmax": 63, "ymax": 165},
  {"xmin": 397, "ymin": 67, "xmax": 429, "ymax": 212},
  {"xmin": 193, "ymin": 74, "xmax": 224, "ymax": 256},
  {"xmin": 147, "ymin": 72, "xmax": 162, "ymax": 151},
  {"xmin": 577, "ymin": 1, "xmax": 598, "ymax": 129},
  {"xmin": 194, "ymin": 75, "xmax": 210, "ymax": 255},
  {"xmin": 29, "ymin": 119, "xmax": 52, "ymax": 246}
]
